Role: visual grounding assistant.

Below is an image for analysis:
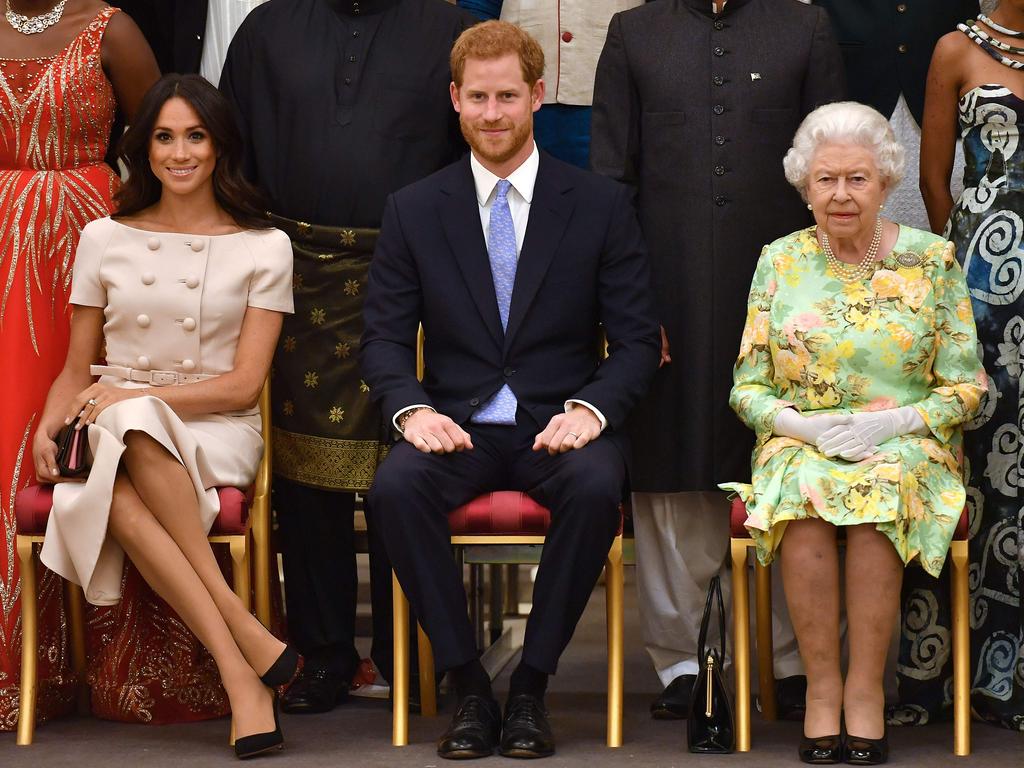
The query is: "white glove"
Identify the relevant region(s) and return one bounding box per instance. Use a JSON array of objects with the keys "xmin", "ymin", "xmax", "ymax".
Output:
[
  {"xmin": 773, "ymin": 408, "xmax": 852, "ymax": 444},
  {"xmin": 816, "ymin": 406, "xmax": 928, "ymax": 461}
]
